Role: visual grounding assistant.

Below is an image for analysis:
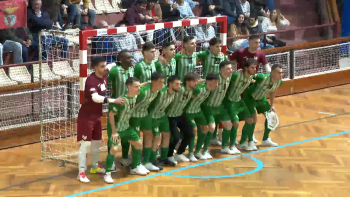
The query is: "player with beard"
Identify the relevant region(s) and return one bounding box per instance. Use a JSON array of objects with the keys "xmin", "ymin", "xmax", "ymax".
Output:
[{"xmin": 155, "ymin": 42, "xmax": 177, "ymax": 83}]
